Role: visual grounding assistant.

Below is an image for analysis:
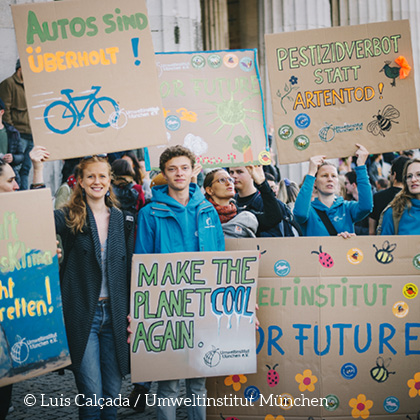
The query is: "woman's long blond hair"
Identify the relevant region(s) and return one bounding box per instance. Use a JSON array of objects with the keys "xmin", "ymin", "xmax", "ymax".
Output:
[
  {"xmin": 389, "ymin": 158, "xmax": 420, "ymax": 219},
  {"xmin": 64, "ymin": 156, "xmax": 118, "ymax": 233}
]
